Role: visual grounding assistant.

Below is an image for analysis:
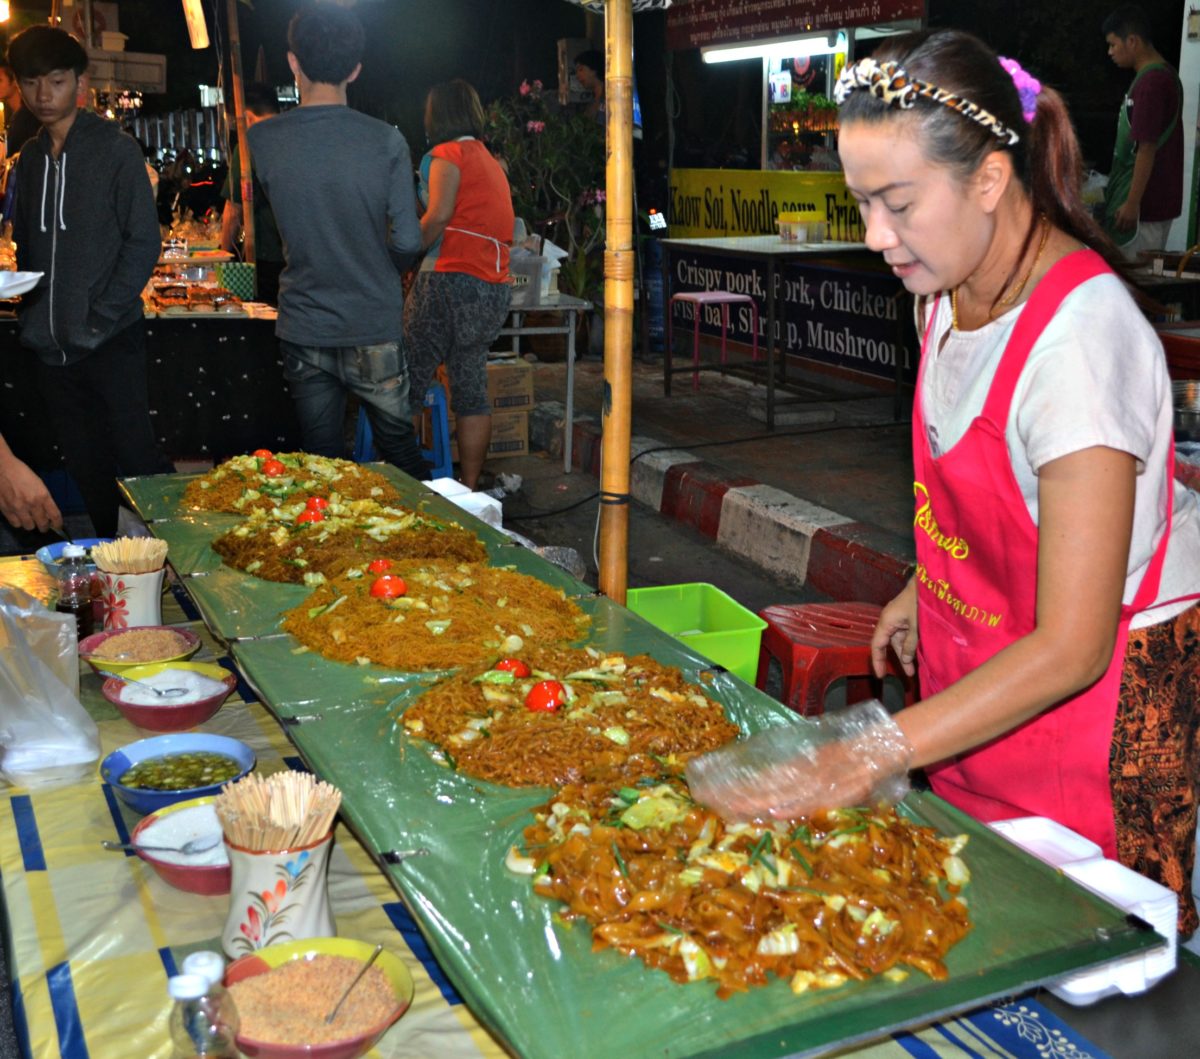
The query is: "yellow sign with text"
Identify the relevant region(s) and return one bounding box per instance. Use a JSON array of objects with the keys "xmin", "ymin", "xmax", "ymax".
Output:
[{"xmin": 668, "ymin": 168, "xmax": 866, "ymax": 242}]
